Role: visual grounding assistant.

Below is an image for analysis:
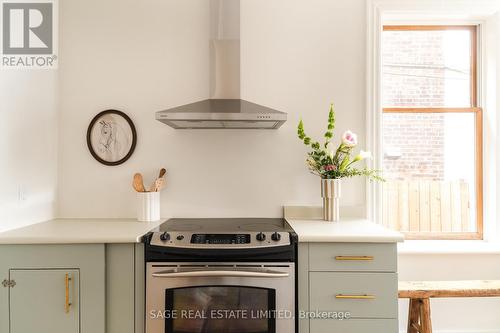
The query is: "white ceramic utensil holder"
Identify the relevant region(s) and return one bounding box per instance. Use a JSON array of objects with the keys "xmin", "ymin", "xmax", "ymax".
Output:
[{"xmin": 137, "ymin": 192, "xmax": 160, "ymax": 222}]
